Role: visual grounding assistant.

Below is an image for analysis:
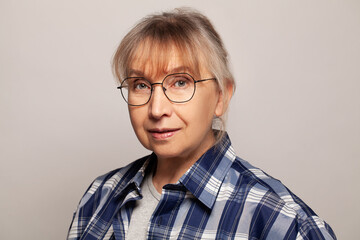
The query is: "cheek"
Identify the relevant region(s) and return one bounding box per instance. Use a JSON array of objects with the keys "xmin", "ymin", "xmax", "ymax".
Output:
[
  {"xmin": 198, "ymin": 90, "xmax": 219, "ymax": 117},
  {"xmin": 129, "ymin": 108, "xmax": 145, "ymax": 133},
  {"xmin": 128, "ymin": 109, "xmax": 137, "ymax": 127},
  {"xmin": 129, "ymin": 108, "xmax": 151, "ymax": 148},
  {"xmin": 178, "ymin": 95, "xmax": 217, "ymax": 129}
]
